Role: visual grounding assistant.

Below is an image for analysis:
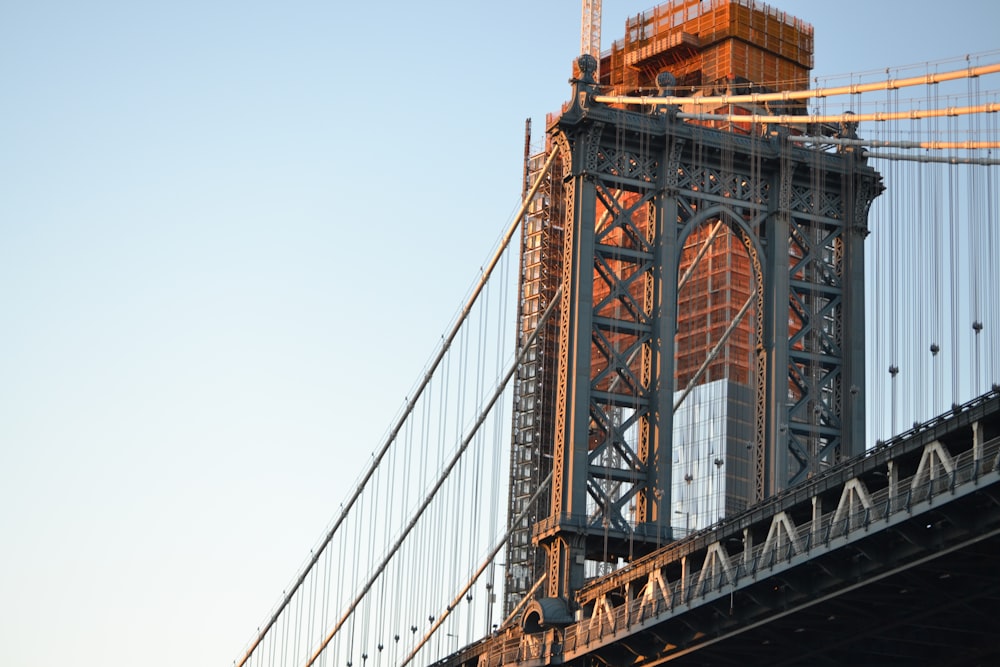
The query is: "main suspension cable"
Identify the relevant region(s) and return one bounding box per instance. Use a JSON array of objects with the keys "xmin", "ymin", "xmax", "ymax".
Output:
[
  {"xmin": 593, "ymin": 61, "xmax": 1000, "ymax": 107},
  {"xmin": 788, "ymin": 136, "xmax": 1000, "ymax": 151},
  {"xmin": 676, "ymin": 103, "xmax": 1000, "ymax": 126}
]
